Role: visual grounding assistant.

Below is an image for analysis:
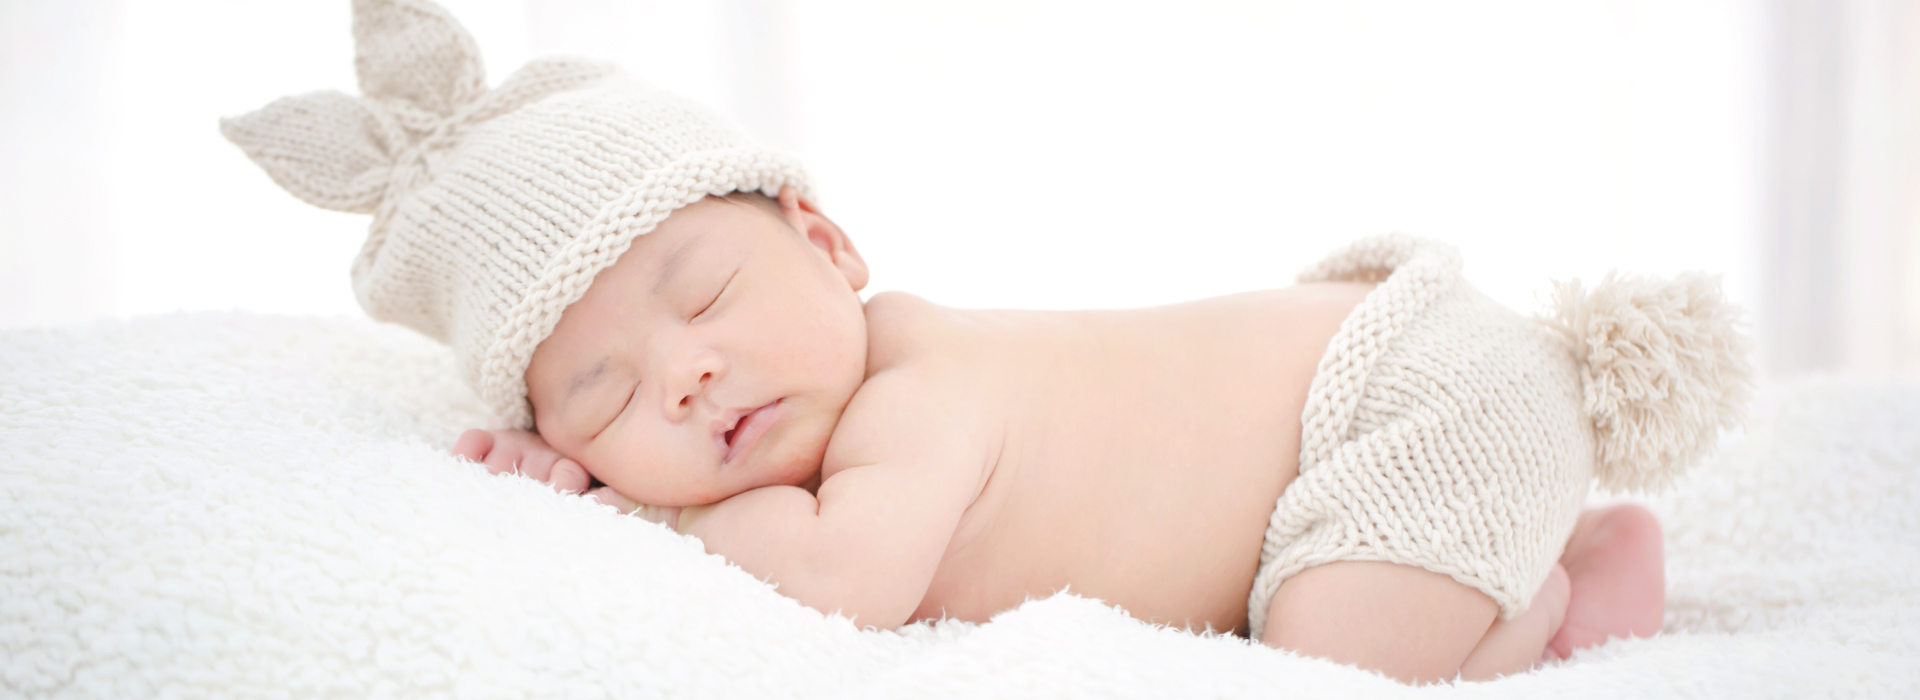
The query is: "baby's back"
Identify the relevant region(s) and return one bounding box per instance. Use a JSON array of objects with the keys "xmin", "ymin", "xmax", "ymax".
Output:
[{"xmin": 854, "ymin": 284, "xmax": 1371, "ymax": 634}]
